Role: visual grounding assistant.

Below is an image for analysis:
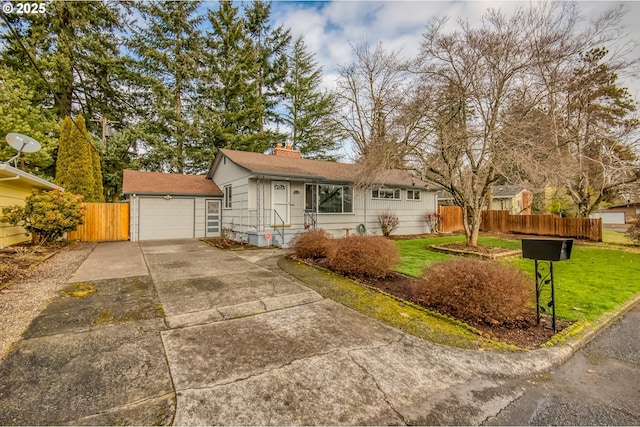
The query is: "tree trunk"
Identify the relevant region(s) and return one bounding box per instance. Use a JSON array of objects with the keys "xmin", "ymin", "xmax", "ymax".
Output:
[{"xmin": 462, "ymin": 205, "xmax": 482, "ymax": 247}]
